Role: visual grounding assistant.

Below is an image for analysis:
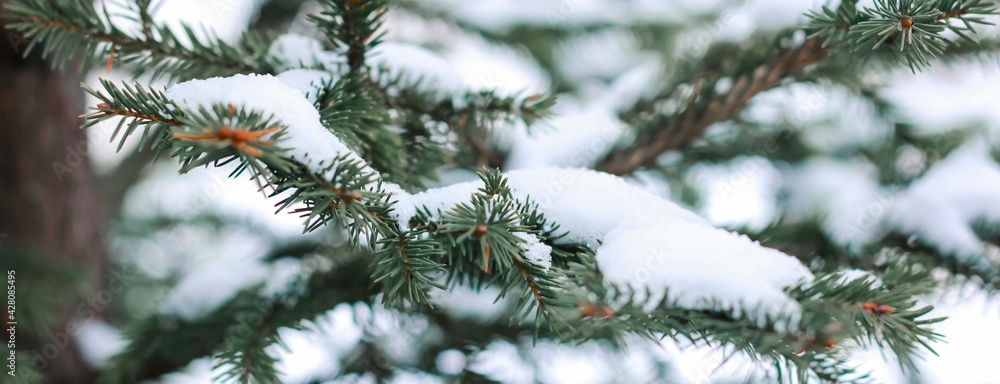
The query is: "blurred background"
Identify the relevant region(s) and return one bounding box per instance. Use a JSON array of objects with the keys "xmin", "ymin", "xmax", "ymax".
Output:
[{"xmin": 2, "ymin": 0, "xmax": 1000, "ymax": 383}]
